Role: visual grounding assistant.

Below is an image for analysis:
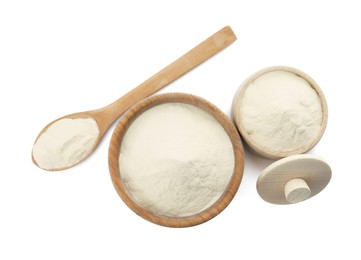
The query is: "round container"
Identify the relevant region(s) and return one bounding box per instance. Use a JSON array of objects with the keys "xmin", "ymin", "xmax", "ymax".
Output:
[
  {"xmin": 109, "ymin": 93, "xmax": 244, "ymax": 227},
  {"xmin": 232, "ymin": 66, "xmax": 328, "ymax": 159}
]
